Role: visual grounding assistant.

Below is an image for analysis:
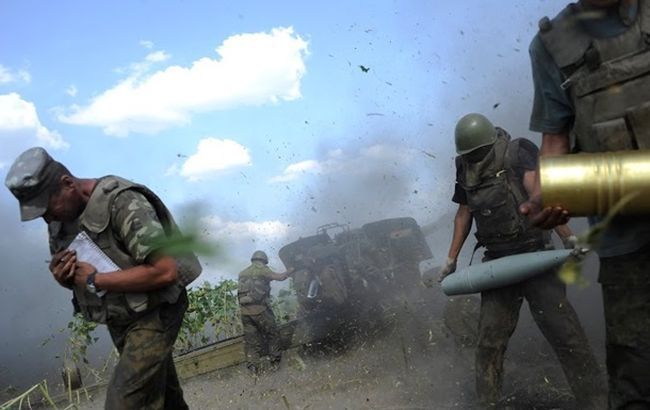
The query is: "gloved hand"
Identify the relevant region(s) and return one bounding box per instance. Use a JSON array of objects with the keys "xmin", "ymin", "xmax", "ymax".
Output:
[
  {"xmin": 562, "ymin": 234, "xmax": 590, "ymax": 256},
  {"xmin": 562, "ymin": 235, "xmax": 578, "ymax": 250},
  {"xmin": 437, "ymin": 257, "xmax": 457, "ymax": 283}
]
